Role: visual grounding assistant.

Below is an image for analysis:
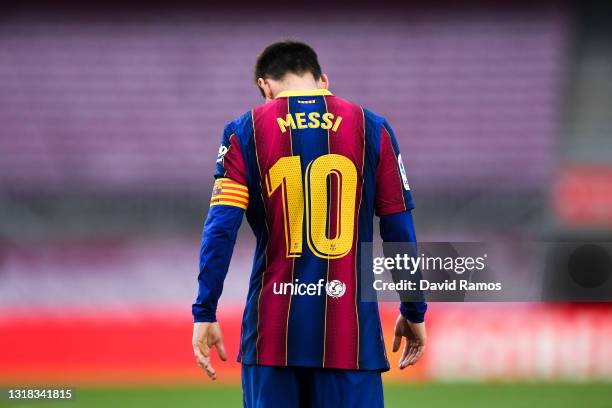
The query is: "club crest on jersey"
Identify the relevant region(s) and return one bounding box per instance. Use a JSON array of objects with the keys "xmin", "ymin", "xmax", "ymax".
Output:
[
  {"xmin": 216, "ymin": 145, "xmax": 229, "ymax": 163},
  {"xmin": 276, "ymin": 112, "xmax": 343, "ymax": 133},
  {"xmin": 398, "ymin": 154, "xmax": 410, "ymax": 191}
]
